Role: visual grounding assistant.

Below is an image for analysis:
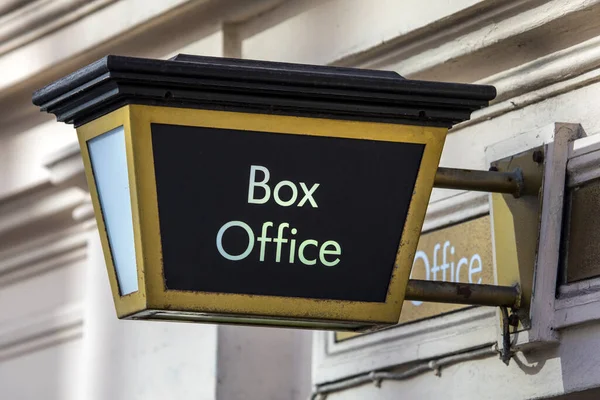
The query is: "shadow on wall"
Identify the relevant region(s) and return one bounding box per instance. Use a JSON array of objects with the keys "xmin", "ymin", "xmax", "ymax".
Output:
[
  {"xmin": 558, "ymin": 321, "xmax": 600, "ymax": 396},
  {"xmin": 512, "ymin": 351, "xmax": 549, "ymax": 376}
]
